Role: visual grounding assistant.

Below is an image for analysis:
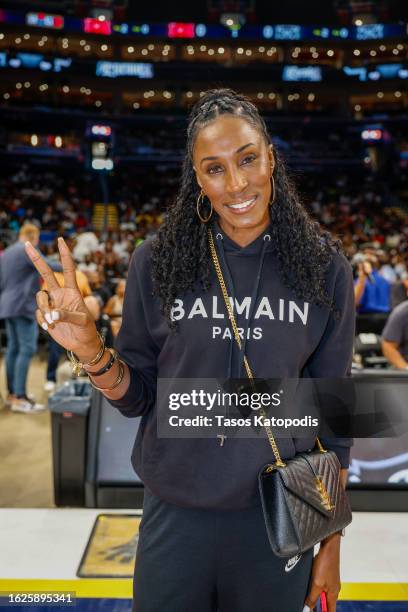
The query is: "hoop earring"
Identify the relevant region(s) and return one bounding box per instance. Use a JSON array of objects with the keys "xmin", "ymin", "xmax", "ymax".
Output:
[
  {"xmin": 196, "ymin": 189, "xmax": 213, "ymax": 223},
  {"xmin": 270, "ymin": 174, "xmax": 276, "ymax": 205}
]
